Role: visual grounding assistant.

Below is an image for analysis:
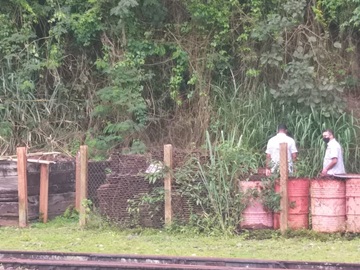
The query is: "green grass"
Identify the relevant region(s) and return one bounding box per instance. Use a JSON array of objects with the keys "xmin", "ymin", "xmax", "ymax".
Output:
[{"xmin": 1, "ymin": 218, "xmax": 360, "ymax": 263}]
